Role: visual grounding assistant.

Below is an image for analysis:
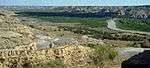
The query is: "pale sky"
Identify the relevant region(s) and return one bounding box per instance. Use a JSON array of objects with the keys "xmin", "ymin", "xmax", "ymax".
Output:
[{"xmin": 0, "ymin": 0, "xmax": 150, "ymax": 6}]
